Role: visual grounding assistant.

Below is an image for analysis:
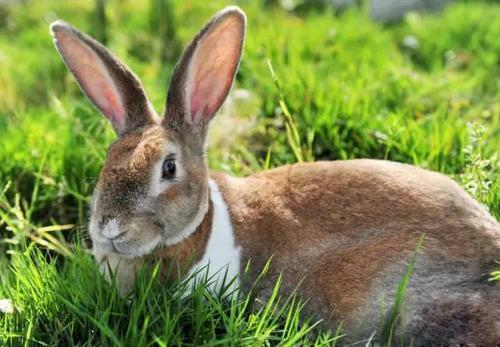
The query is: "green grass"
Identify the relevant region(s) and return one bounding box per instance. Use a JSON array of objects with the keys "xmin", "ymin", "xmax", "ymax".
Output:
[
  {"xmin": 0, "ymin": 0, "xmax": 499, "ymax": 345},
  {"xmin": 1, "ymin": 246, "xmax": 337, "ymax": 346}
]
